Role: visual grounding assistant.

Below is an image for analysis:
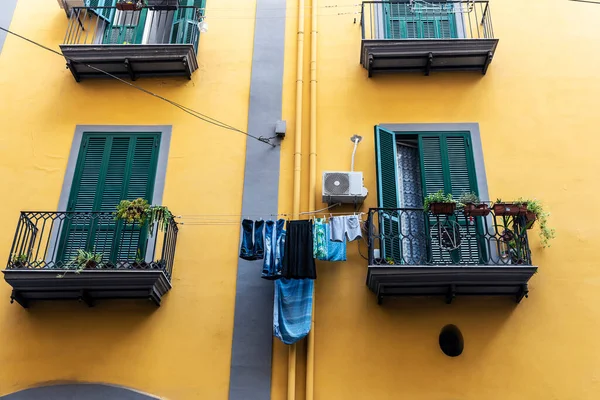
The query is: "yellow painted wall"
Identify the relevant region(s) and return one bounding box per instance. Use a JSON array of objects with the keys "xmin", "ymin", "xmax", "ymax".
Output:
[
  {"xmin": 274, "ymin": 0, "xmax": 600, "ymax": 399},
  {"xmin": 0, "ymin": 0, "xmax": 256, "ymax": 398}
]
